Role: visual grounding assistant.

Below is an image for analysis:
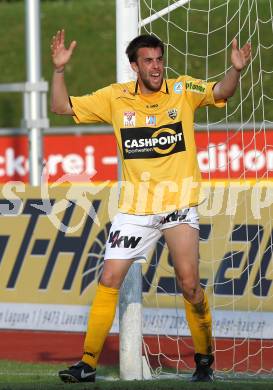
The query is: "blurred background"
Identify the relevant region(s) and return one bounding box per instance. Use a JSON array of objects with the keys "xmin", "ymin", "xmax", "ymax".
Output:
[{"xmin": 0, "ymin": 0, "xmax": 116, "ymax": 127}]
